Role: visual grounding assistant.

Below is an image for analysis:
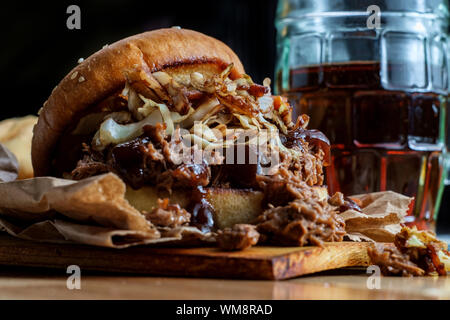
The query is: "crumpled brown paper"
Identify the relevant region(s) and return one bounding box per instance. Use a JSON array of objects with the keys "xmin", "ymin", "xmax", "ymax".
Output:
[
  {"xmin": 0, "ymin": 115, "xmax": 37, "ymax": 179},
  {"xmin": 0, "ymin": 144, "xmax": 19, "ymax": 182},
  {"xmin": 341, "ymin": 191, "xmax": 412, "ymax": 242},
  {"xmin": 0, "ymin": 143, "xmax": 411, "ymax": 248},
  {"xmin": 0, "ymin": 172, "xmax": 210, "ymax": 248}
]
